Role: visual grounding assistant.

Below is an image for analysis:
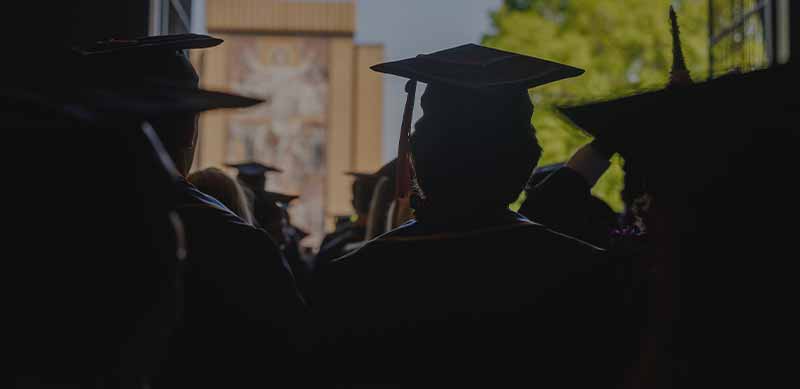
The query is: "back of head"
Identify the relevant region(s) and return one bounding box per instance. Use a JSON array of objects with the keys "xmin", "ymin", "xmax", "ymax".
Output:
[
  {"xmin": 411, "ymin": 85, "xmax": 541, "ymax": 209},
  {"xmin": 351, "ymin": 175, "xmax": 380, "ymax": 216},
  {"xmin": 188, "ymin": 167, "xmax": 254, "ymax": 224}
]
